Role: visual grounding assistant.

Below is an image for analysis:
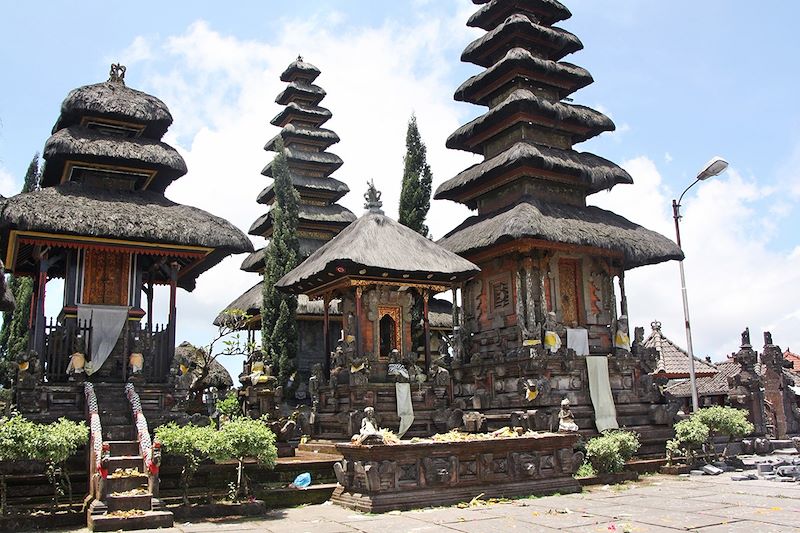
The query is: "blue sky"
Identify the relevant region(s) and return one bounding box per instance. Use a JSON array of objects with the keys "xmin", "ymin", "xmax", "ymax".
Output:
[{"xmin": 1, "ymin": 1, "xmax": 798, "ymax": 374}]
